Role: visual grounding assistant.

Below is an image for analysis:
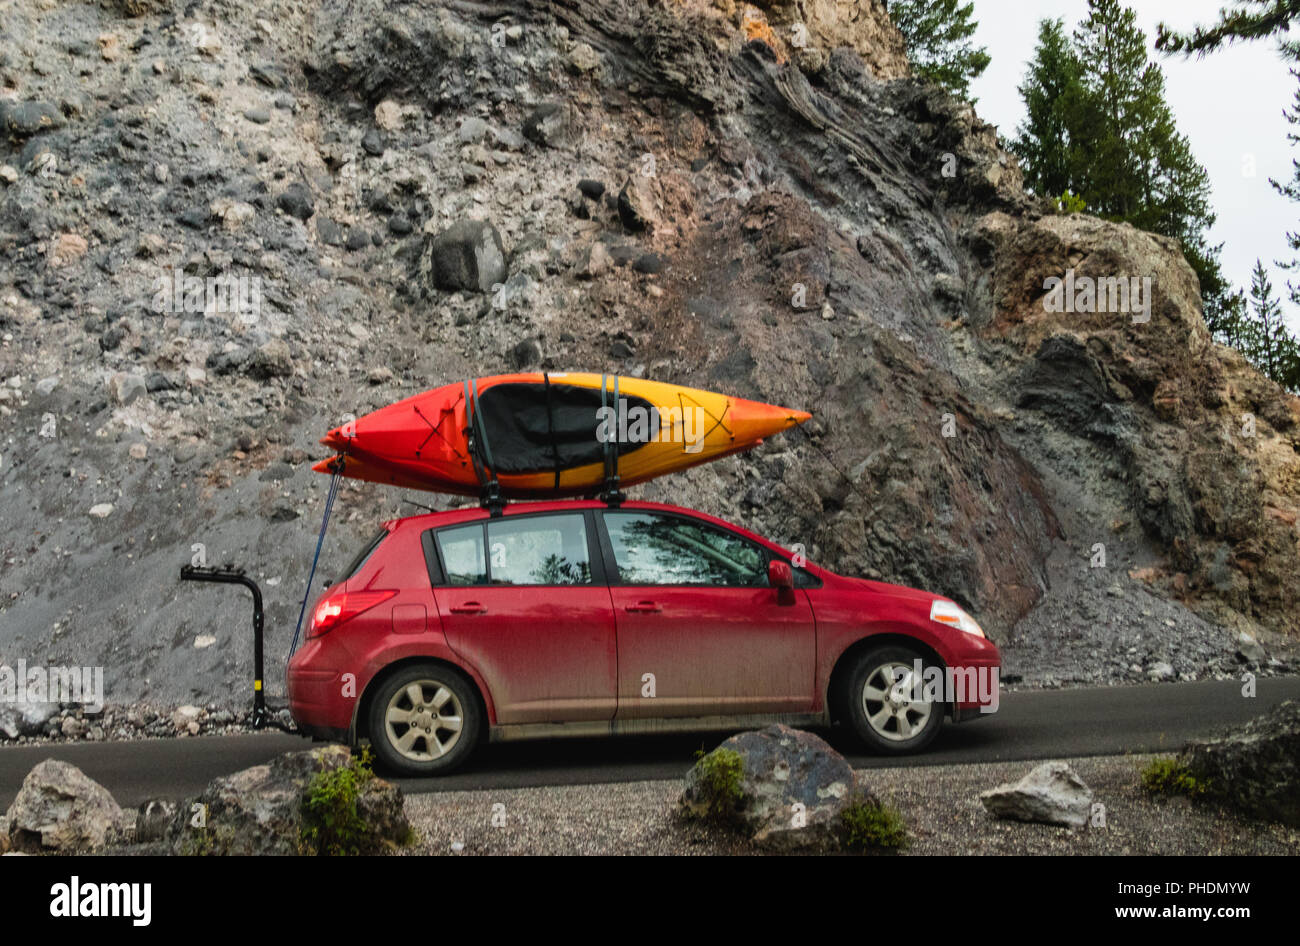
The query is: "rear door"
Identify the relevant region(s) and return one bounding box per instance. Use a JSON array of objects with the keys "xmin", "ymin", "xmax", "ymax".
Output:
[
  {"xmin": 431, "ymin": 511, "xmax": 617, "ymax": 724},
  {"xmin": 600, "ymin": 510, "xmax": 816, "ymax": 719}
]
